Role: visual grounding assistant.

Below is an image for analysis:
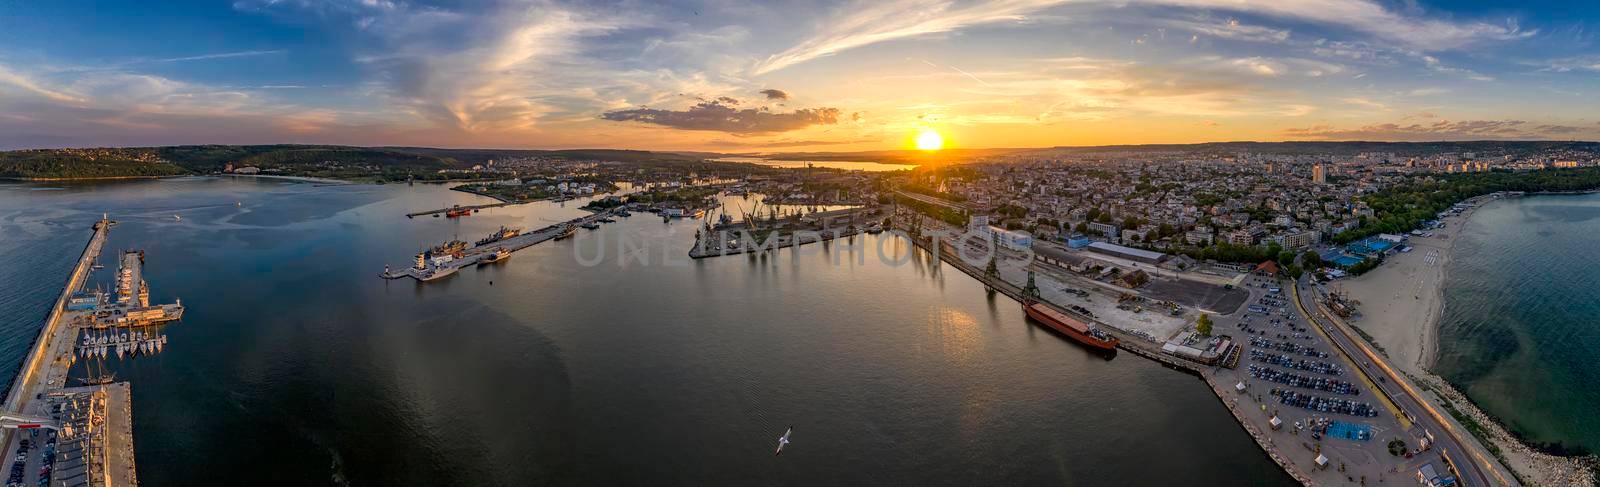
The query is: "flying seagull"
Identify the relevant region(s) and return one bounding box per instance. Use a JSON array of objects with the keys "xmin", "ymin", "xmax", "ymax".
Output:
[{"xmin": 774, "ymin": 426, "xmax": 793, "ymax": 456}]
